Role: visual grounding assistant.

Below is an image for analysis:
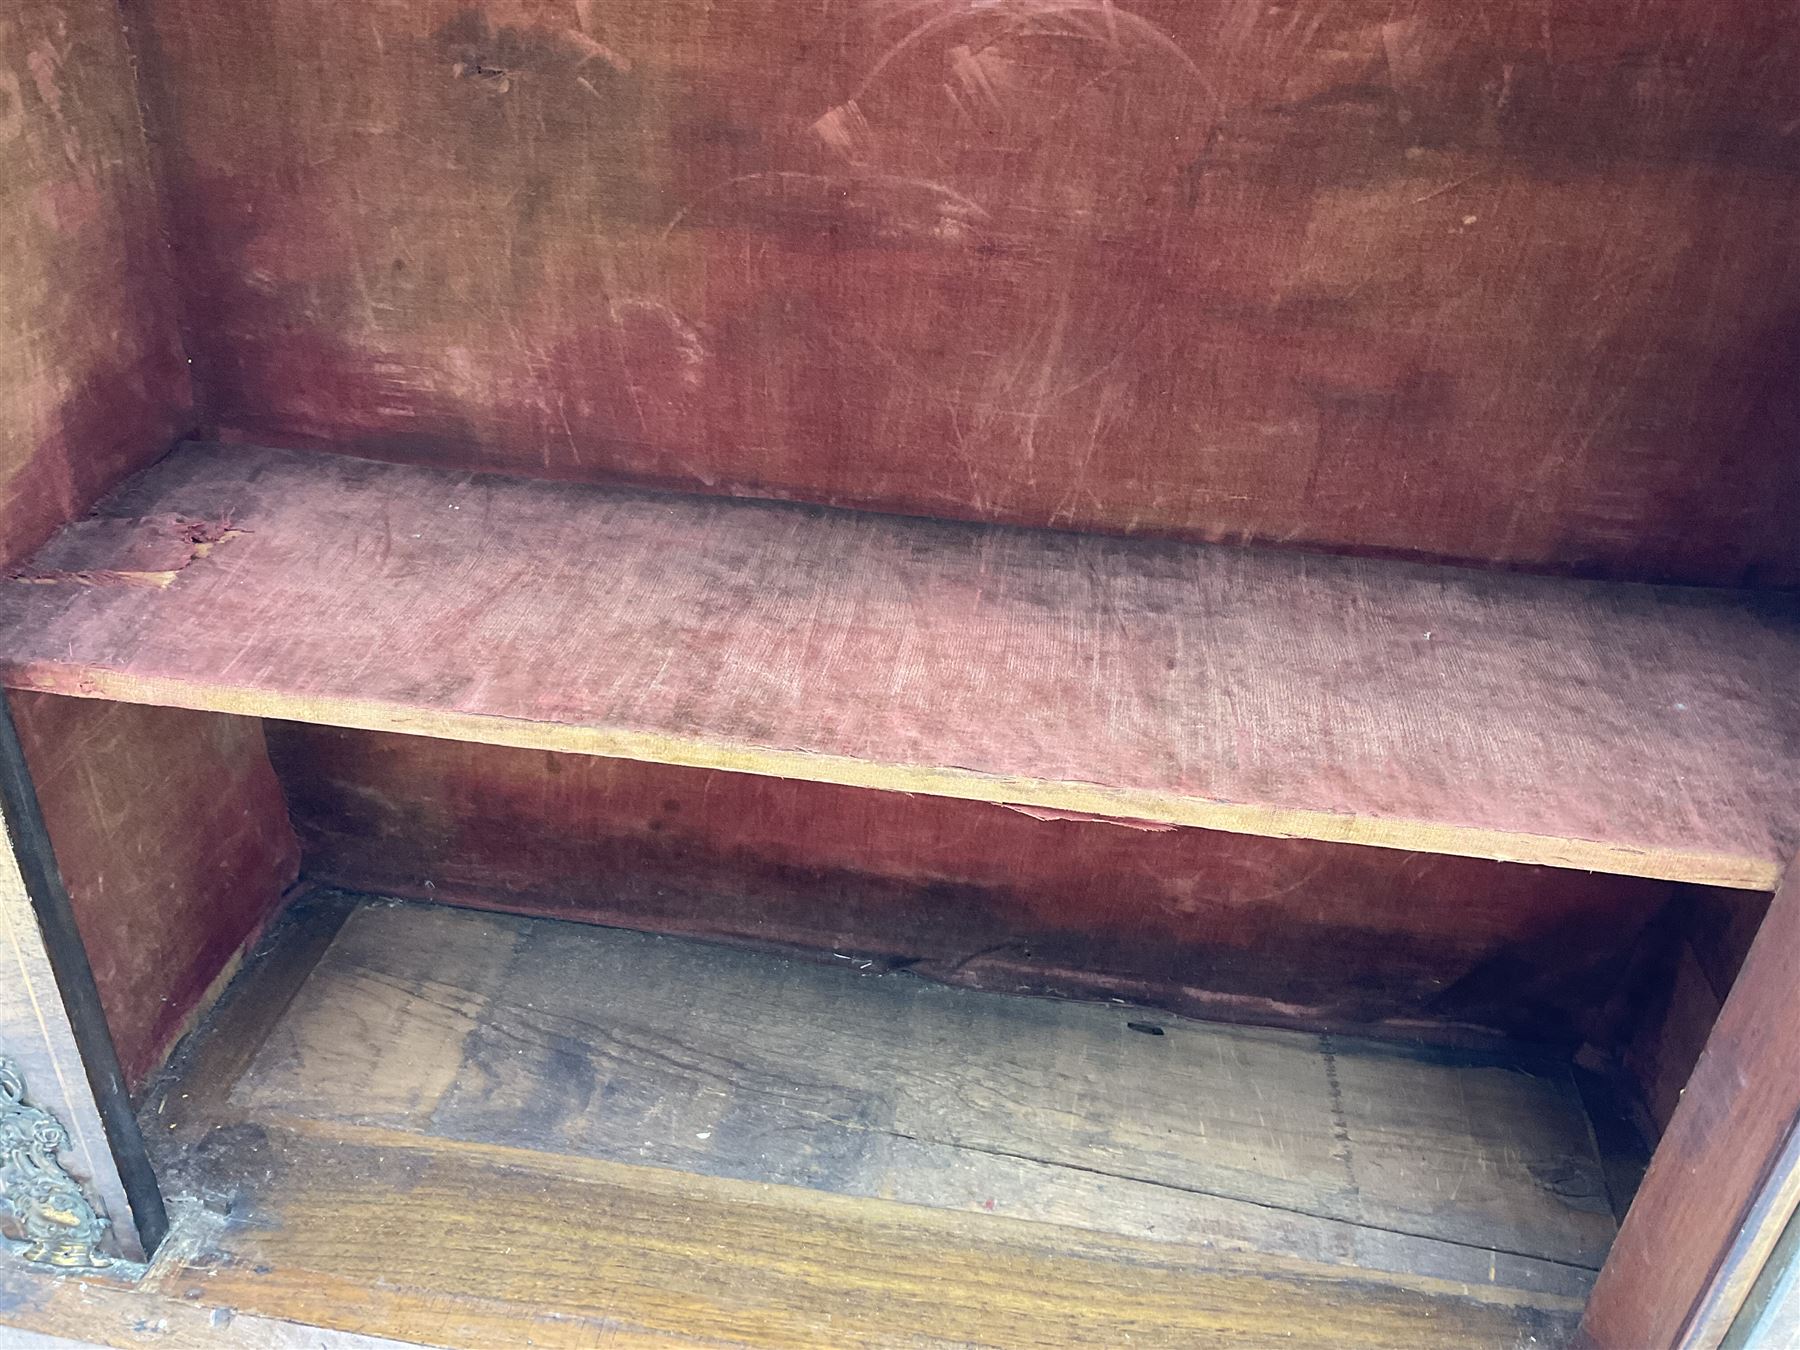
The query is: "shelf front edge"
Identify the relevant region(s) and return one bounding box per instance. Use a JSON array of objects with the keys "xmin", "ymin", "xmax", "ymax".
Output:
[{"xmin": 2, "ymin": 662, "xmax": 1779, "ymax": 891}]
